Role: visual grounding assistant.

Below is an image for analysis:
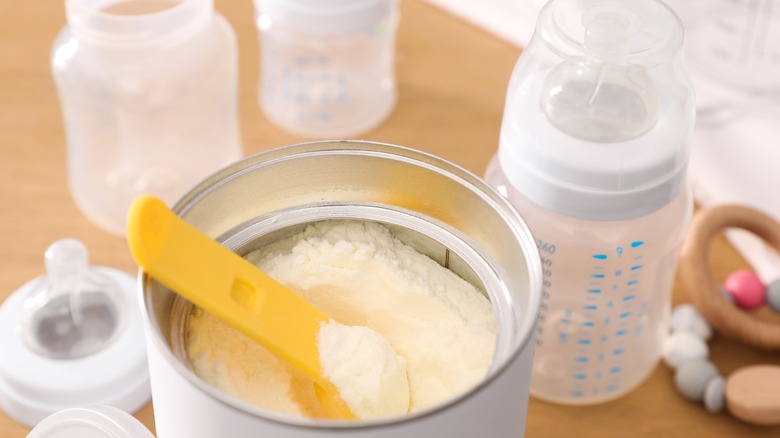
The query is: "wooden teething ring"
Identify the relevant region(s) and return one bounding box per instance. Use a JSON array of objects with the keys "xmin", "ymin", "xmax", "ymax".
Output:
[{"xmin": 679, "ymin": 205, "xmax": 780, "ymax": 351}]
